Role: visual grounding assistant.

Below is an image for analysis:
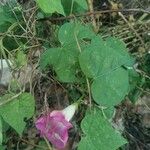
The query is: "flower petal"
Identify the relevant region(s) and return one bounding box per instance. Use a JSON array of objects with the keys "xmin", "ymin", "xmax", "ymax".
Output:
[
  {"xmin": 47, "ymin": 126, "xmax": 69, "ymax": 149},
  {"xmin": 35, "ymin": 115, "xmax": 47, "ymax": 135},
  {"xmin": 35, "ymin": 104, "xmax": 77, "ymax": 149},
  {"xmin": 62, "ymin": 103, "xmax": 77, "ymax": 121}
]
